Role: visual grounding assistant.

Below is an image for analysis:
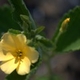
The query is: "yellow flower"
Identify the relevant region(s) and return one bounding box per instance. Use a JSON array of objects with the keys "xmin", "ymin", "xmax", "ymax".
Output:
[
  {"xmin": 59, "ymin": 18, "xmax": 70, "ymax": 32},
  {"xmin": 0, "ymin": 32, "xmax": 39, "ymax": 75}
]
